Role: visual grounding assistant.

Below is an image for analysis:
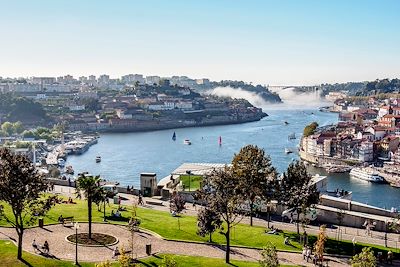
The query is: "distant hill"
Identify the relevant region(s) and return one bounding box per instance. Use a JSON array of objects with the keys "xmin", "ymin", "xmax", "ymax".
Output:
[
  {"xmin": 321, "ymin": 78, "xmax": 400, "ymax": 96},
  {"xmin": 0, "ymin": 93, "xmax": 48, "ymax": 123}
]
